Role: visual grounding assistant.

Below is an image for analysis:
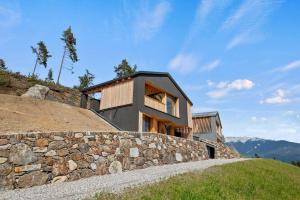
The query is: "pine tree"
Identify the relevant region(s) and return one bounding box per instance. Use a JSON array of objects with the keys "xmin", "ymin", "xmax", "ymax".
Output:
[
  {"xmin": 0, "ymin": 58, "xmax": 6, "ymax": 71},
  {"xmin": 57, "ymin": 26, "xmax": 79, "ymax": 84},
  {"xmin": 78, "ymin": 69, "xmax": 95, "ymax": 90},
  {"xmin": 45, "ymin": 68, "xmax": 54, "ymax": 83},
  {"xmin": 31, "ymin": 41, "xmax": 51, "ymax": 75},
  {"xmin": 114, "ymin": 59, "xmax": 137, "ymax": 78}
]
